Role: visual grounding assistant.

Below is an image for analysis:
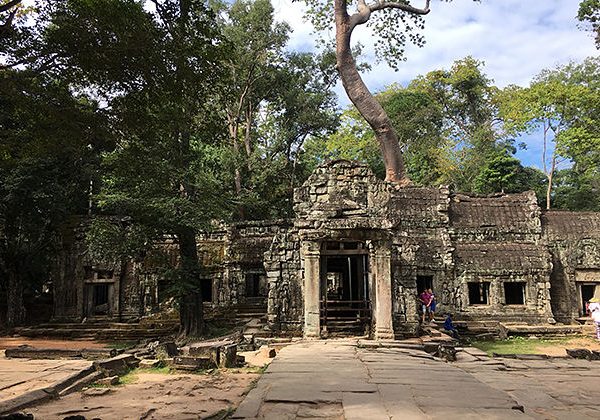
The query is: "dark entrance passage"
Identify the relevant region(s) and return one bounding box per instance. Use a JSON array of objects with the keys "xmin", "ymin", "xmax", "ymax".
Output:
[
  {"xmin": 84, "ymin": 282, "xmax": 113, "ymax": 317},
  {"xmin": 580, "ymin": 284, "xmax": 597, "ymax": 316},
  {"xmin": 320, "ymin": 242, "xmax": 370, "ymax": 336}
]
